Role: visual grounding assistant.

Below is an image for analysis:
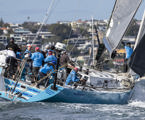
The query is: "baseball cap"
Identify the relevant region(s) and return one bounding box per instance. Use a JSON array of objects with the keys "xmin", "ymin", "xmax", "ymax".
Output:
[{"xmin": 35, "ymin": 47, "xmax": 40, "ymax": 51}]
